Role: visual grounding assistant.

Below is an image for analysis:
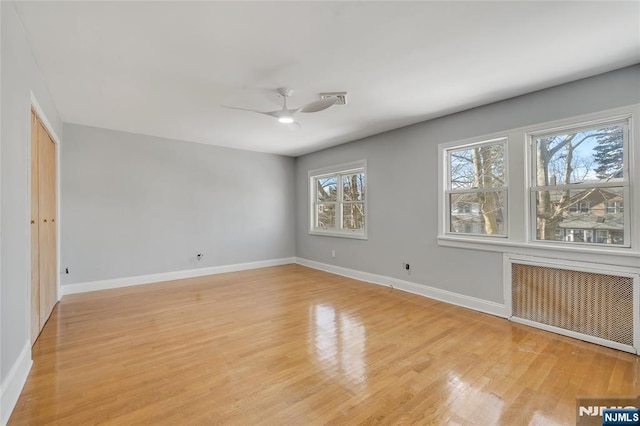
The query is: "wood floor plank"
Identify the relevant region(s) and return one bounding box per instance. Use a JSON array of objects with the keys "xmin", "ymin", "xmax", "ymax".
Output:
[{"xmin": 9, "ymin": 264, "xmax": 640, "ymax": 425}]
